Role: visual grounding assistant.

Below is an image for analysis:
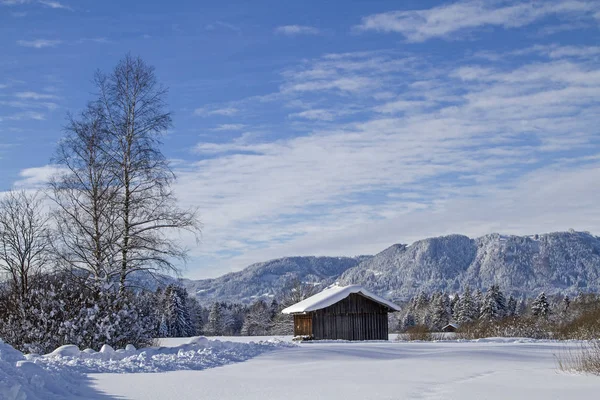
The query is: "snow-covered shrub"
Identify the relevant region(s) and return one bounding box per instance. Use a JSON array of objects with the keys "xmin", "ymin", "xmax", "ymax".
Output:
[{"xmin": 0, "ymin": 273, "xmax": 156, "ymax": 354}]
